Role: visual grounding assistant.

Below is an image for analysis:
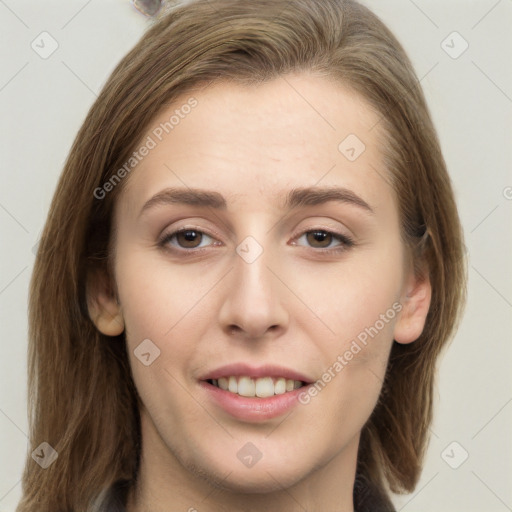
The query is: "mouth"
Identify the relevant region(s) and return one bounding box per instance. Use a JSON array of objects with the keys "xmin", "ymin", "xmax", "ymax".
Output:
[
  {"xmin": 204, "ymin": 376, "xmax": 308, "ymax": 398},
  {"xmin": 200, "ymin": 376, "xmax": 312, "ymax": 422},
  {"xmin": 199, "ymin": 363, "xmax": 314, "ymax": 420}
]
